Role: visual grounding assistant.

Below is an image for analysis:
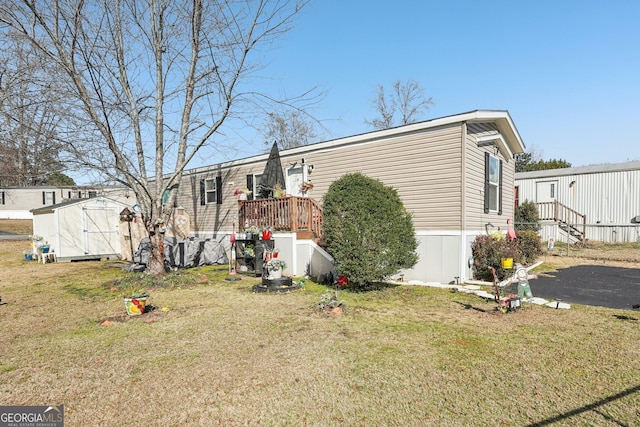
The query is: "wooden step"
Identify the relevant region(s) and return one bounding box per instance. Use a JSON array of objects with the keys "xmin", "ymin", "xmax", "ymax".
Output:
[{"xmin": 296, "ymin": 230, "xmax": 314, "ymax": 240}]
